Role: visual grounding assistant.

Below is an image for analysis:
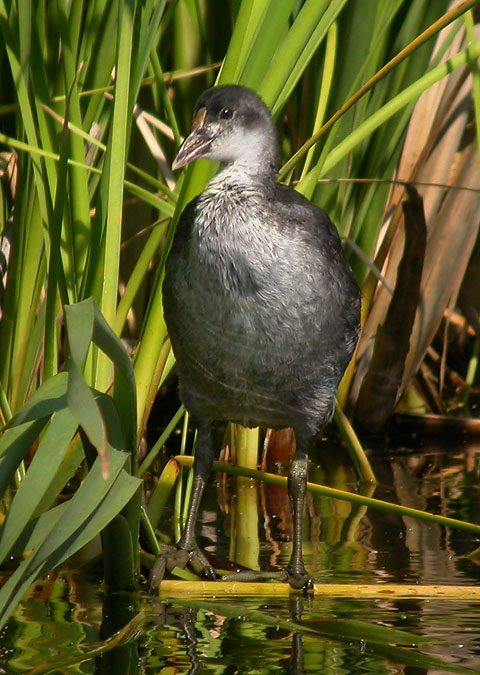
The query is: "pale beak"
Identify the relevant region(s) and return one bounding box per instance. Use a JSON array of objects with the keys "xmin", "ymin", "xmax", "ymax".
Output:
[{"xmin": 172, "ymin": 107, "xmax": 213, "ymax": 170}]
